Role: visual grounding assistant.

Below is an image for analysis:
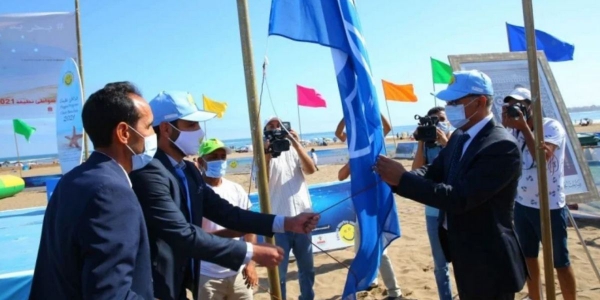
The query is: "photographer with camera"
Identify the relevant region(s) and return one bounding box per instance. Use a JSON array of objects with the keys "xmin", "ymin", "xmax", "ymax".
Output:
[
  {"xmin": 502, "ymin": 87, "xmax": 575, "ymax": 300},
  {"xmin": 262, "ymin": 116, "xmax": 317, "ymax": 300},
  {"xmin": 410, "ymin": 106, "xmax": 454, "ymax": 300}
]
